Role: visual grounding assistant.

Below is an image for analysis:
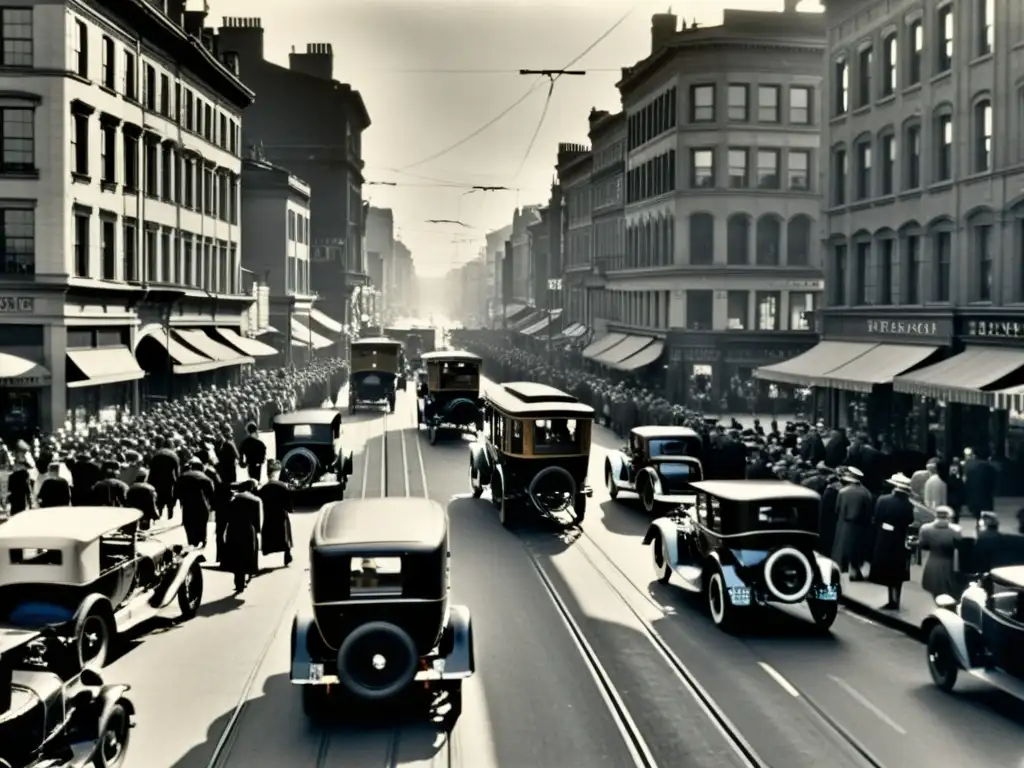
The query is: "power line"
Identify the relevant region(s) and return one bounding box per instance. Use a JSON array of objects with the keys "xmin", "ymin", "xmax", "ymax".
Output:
[
  {"xmin": 511, "ymin": 79, "xmax": 556, "ymax": 180},
  {"xmin": 364, "ymin": 67, "xmax": 622, "ymax": 74}
]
